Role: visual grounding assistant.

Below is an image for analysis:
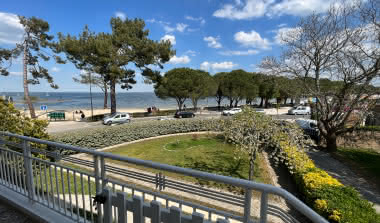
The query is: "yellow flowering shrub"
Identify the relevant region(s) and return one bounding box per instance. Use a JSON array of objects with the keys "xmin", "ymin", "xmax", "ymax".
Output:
[
  {"xmin": 314, "ymin": 199, "xmax": 328, "ymax": 212},
  {"xmin": 328, "ymin": 210, "xmax": 342, "ymax": 222},
  {"xmin": 303, "ymin": 170, "xmax": 343, "ymax": 190},
  {"xmin": 279, "ymin": 141, "xmax": 315, "ymax": 173}
]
